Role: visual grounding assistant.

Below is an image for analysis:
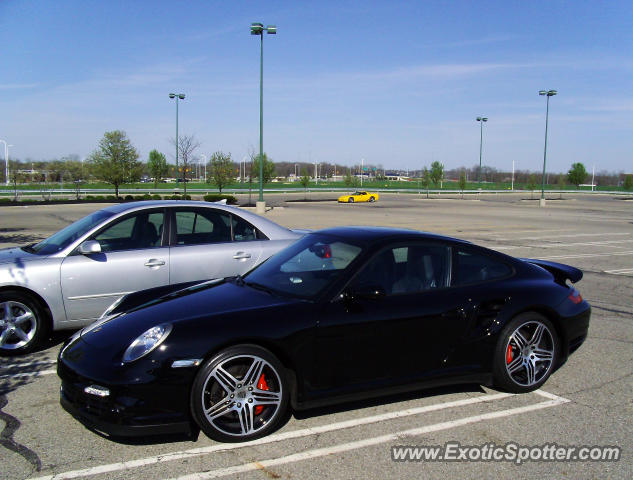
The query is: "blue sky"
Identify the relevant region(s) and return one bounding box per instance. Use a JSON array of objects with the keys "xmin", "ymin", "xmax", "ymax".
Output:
[{"xmin": 1, "ymin": 0, "xmax": 631, "ymax": 173}]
